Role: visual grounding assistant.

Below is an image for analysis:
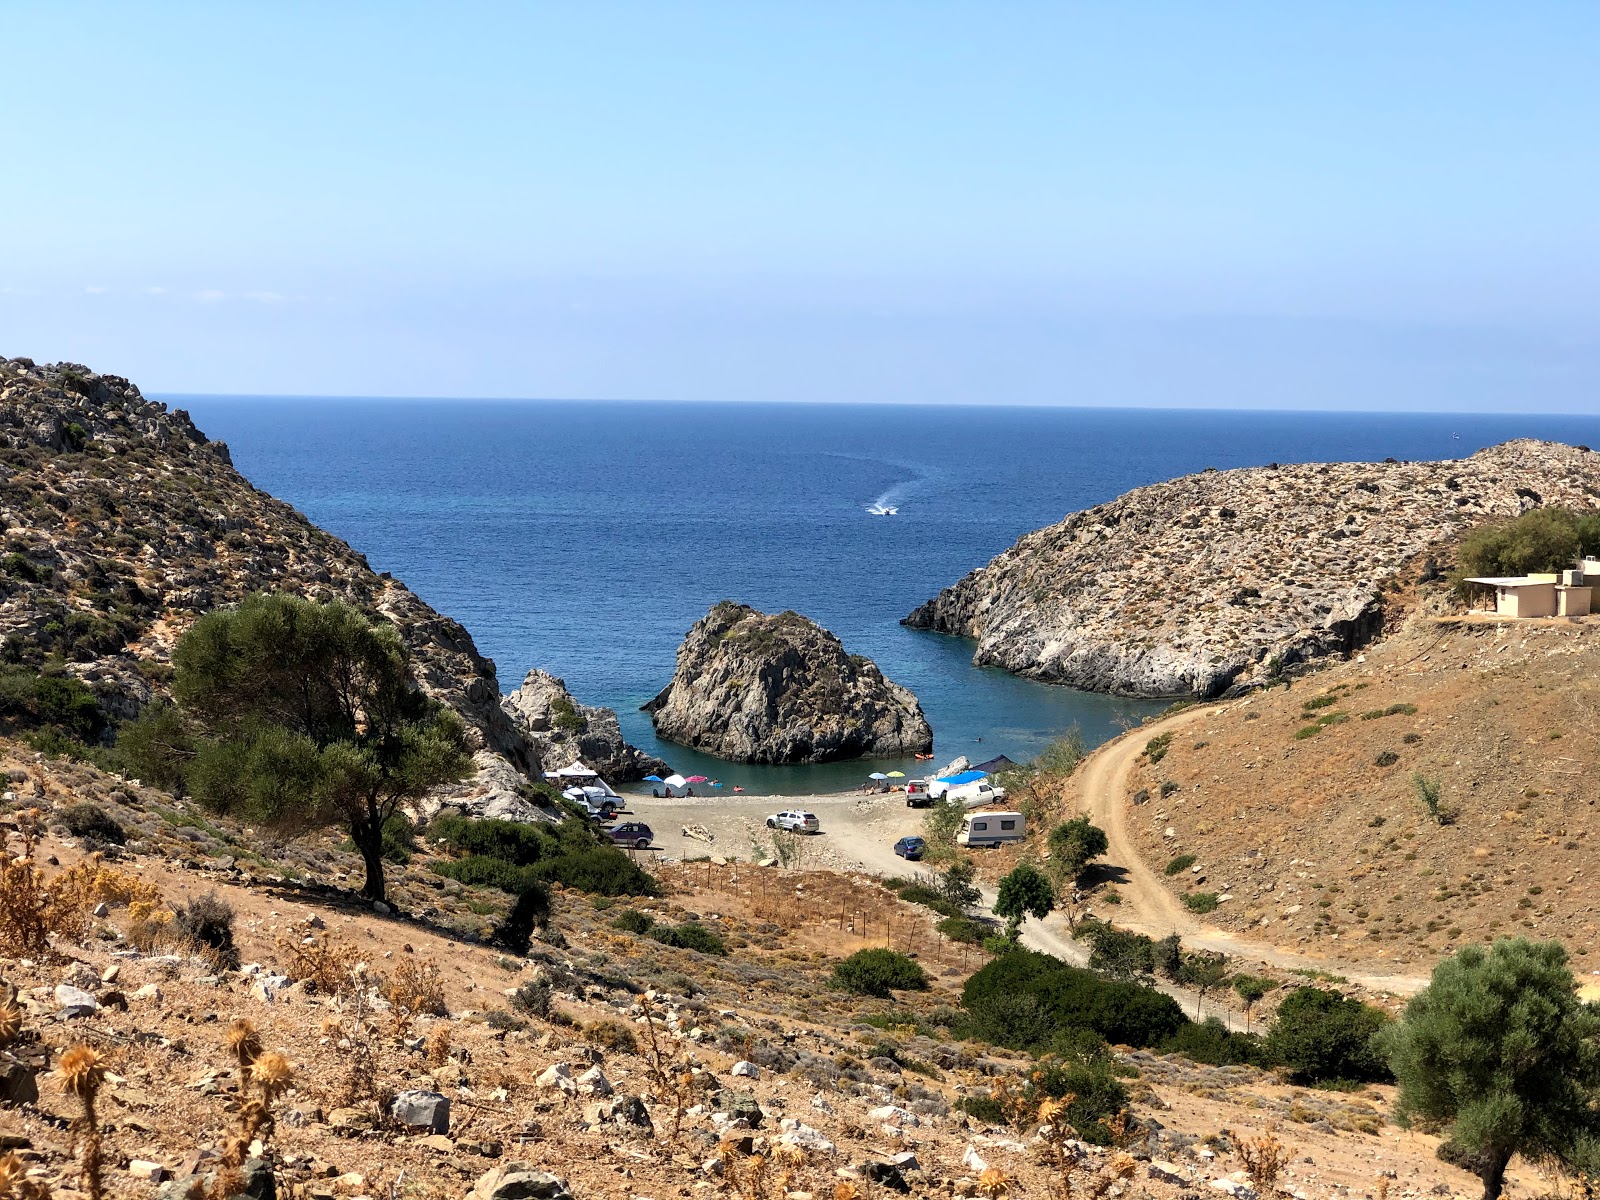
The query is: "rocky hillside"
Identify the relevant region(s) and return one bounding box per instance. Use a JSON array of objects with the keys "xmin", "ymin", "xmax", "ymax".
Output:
[
  {"xmin": 644, "ymin": 602, "xmax": 933, "ymax": 763},
  {"xmin": 0, "ymin": 357, "xmax": 648, "ymax": 809},
  {"xmin": 906, "ymin": 440, "xmax": 1600, "ymax": 697},
  {"xmin": 502, "ymin": 668, "xmax": 668, "ymax": 781}
]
